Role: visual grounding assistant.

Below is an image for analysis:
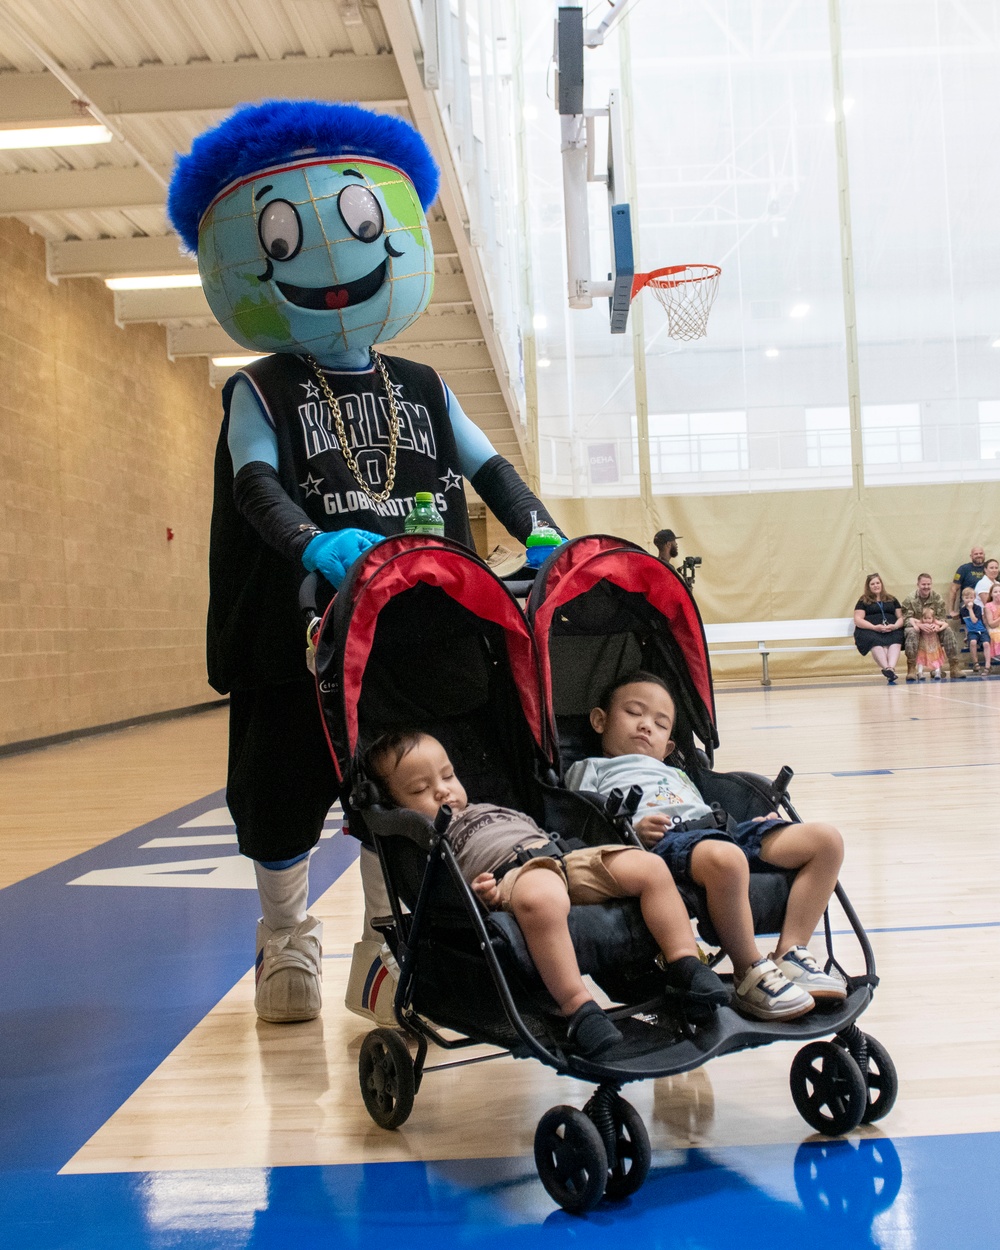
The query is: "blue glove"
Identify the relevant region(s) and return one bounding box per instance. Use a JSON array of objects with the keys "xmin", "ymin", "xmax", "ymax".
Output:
[{"xmin": 302, "ymin": 528, "xmax": 383, "ymax": 589}]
